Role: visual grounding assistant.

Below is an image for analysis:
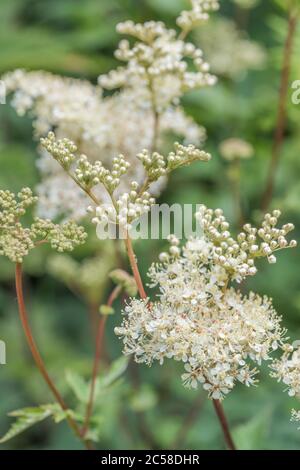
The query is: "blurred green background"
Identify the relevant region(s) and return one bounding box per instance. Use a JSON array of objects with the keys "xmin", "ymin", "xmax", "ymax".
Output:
[{"xmin": 1, "ymin": 0, "xmax": 300, "ymax": 450}]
